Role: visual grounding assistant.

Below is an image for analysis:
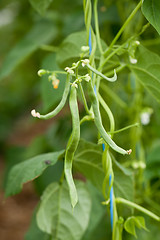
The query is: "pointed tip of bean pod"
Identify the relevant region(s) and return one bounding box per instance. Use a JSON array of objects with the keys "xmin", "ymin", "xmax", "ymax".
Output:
[
  {"xmin": 126, "ymin": 149, "xmax": 132, "ymax": 155},
  {"xmin": 71, "ymin": 195, "xmax": 78, "ymax": 209},
  {"xmin": 31, "ymin": 109, "xmax": 40, "ymax": 118}
]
